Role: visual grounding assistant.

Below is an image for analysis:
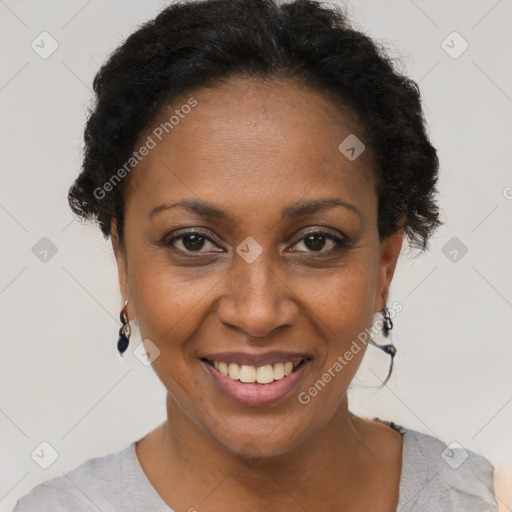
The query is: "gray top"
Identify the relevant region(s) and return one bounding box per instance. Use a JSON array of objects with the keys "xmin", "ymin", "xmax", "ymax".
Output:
[{"xmin": 12, "ymin": 420, "xmax": 499, "ymax": 512}]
